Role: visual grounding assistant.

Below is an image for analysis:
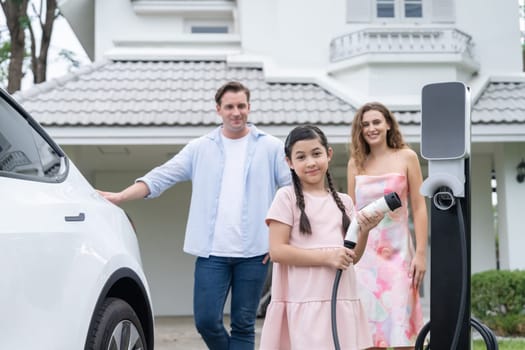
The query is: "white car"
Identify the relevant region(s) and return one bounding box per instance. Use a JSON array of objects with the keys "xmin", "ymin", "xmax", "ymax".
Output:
[{"xmin": 0, "ymin": 88, "xmax": 154, "ymax": 350}]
